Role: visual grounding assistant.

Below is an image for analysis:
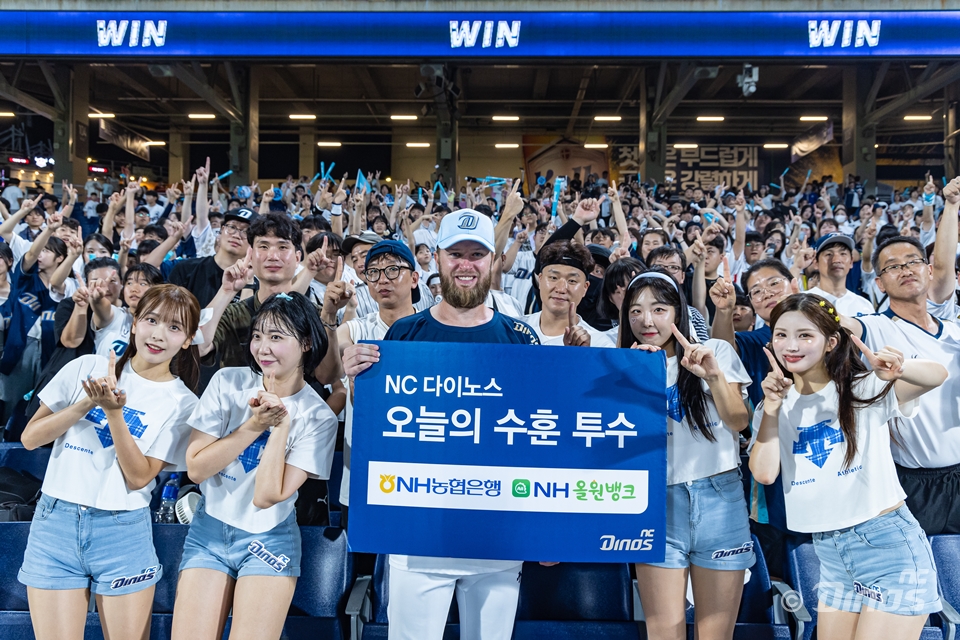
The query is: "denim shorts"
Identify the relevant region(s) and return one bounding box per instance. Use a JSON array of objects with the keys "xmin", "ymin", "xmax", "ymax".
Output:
[
  {"xmin": 813, "ymin": 505, "xmax": 942, "ymax": 616},
  {"xmin": 18, "ymin": 493, "xmax": 161, "ymax": 596},
  {"xmin": 643, "ymin": 468, "xmax": 755, "ymax": 571},
  {"xmin": 179, "ymin": 497, "xmax": 301, "ymax": 579}
]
